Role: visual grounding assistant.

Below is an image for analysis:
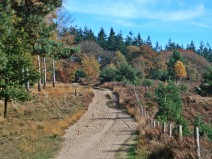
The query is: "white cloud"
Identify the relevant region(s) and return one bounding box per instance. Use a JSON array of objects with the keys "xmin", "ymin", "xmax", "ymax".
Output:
[
  {"xmin": 146, "ymin": 4, "xmax": 205, "ymax": 21},
  {"xmin": 189, "ymin": 21, "xmax": 210, "ymax": 28},
  {"xmin": 64, "ymin": 0, "xmax": 206, "ymax": 23}
]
